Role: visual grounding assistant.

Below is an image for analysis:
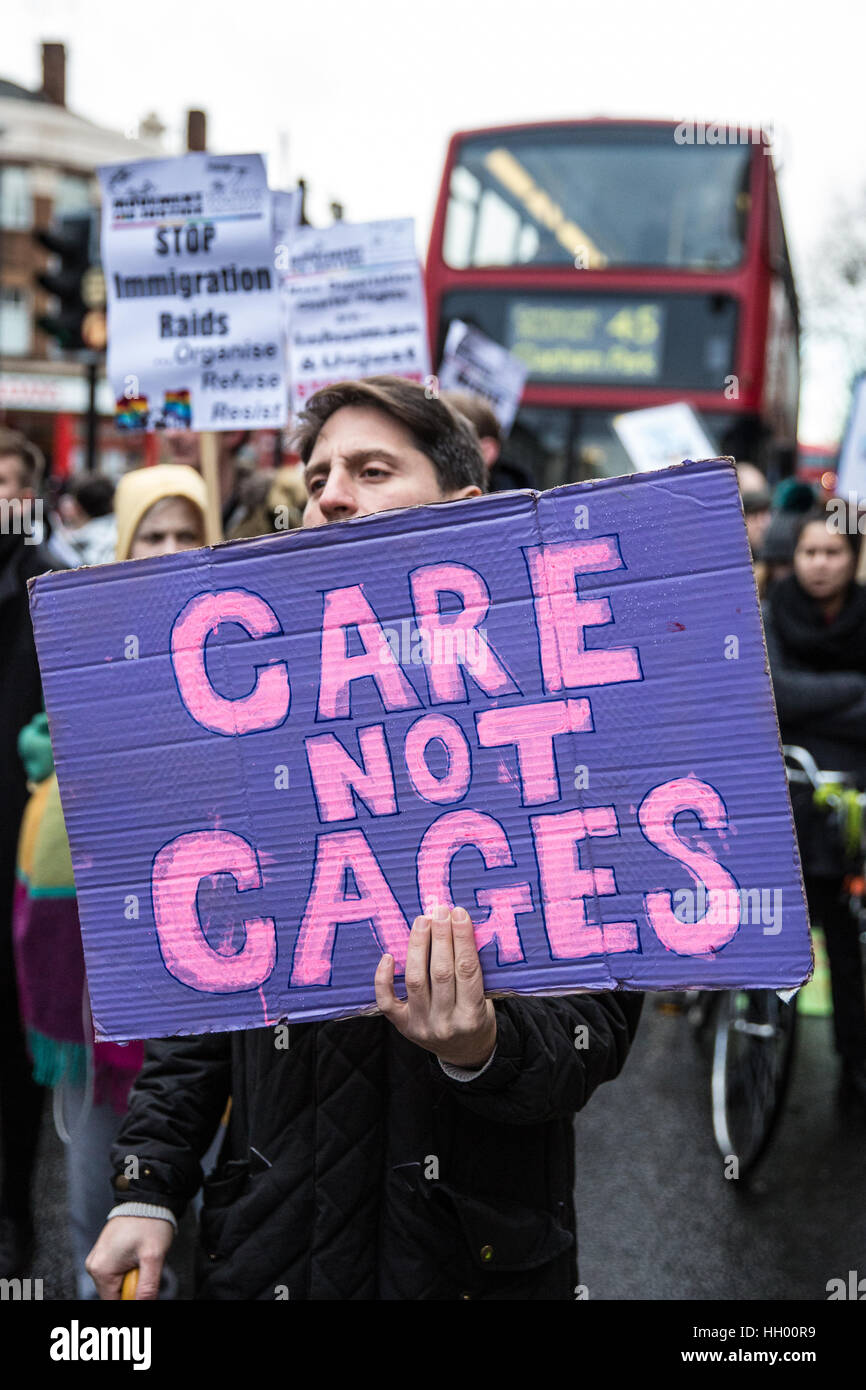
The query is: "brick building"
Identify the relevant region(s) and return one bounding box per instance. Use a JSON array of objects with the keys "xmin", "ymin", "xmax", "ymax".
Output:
[{"xmin": 0, "ymin": 42, "xmax": 164, "ymax": 477}]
